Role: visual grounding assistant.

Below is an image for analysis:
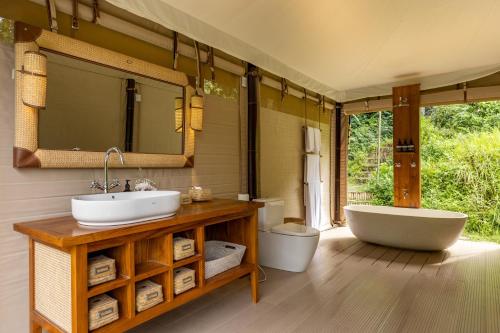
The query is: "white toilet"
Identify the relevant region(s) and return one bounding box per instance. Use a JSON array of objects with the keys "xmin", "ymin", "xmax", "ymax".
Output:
[{"xmin": 254, "ymin": 198, "xmax": 320, "ymax": 272}]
